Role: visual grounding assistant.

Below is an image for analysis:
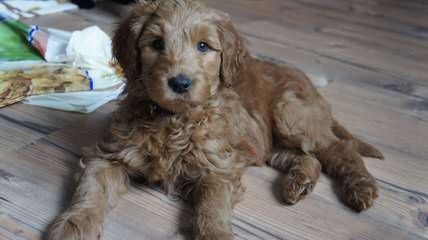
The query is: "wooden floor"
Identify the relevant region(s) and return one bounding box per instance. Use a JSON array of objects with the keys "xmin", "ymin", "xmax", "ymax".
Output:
[{"xmin": 1, "ymin": 0, "xmax": 428, "ymax": 239}]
